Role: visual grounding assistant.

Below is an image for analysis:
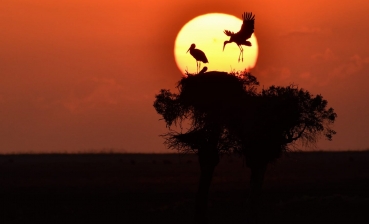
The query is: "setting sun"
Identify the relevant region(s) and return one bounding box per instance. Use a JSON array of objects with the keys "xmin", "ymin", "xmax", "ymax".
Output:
[{"xmin": 174, "ymin": 13, "xmax": 258, "ymax": 74}]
